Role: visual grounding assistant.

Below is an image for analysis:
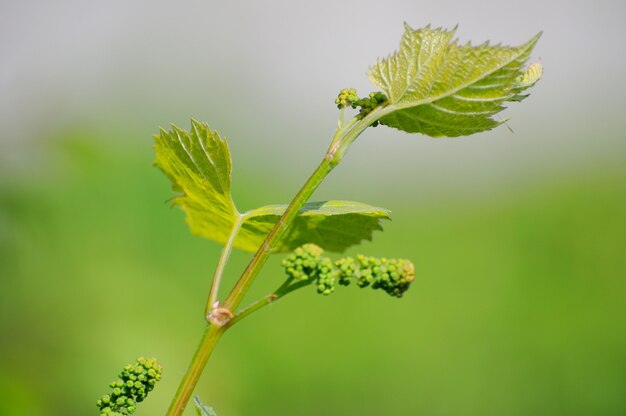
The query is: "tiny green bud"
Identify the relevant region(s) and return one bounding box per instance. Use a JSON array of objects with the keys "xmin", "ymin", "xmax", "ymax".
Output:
[{"xmin": 335, "ymin": 88, "xmax": 359, "ymax": 109}]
